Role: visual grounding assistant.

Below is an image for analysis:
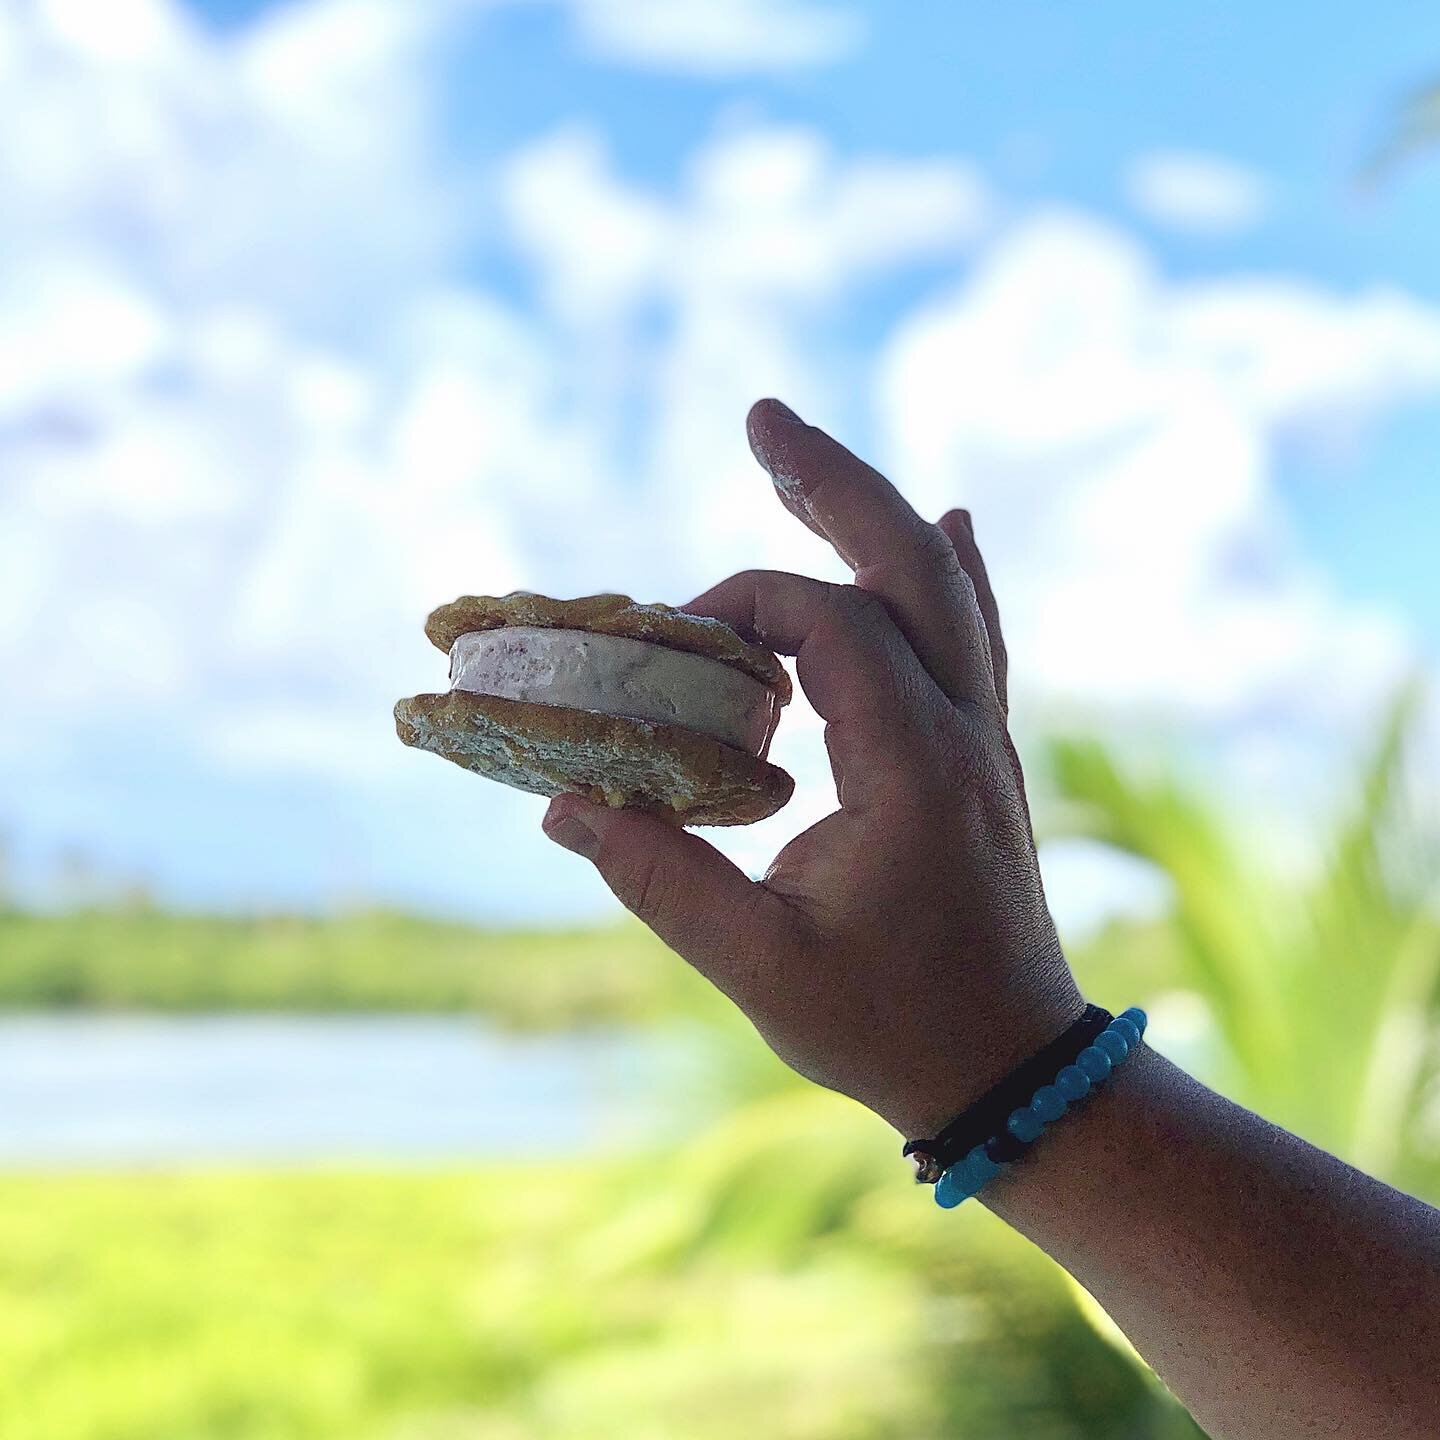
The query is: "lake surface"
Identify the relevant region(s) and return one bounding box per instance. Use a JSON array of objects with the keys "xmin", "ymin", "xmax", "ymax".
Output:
[{"xmin": 0, "ymin": 1015, "xmax": 689, "ymax": 1167}]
